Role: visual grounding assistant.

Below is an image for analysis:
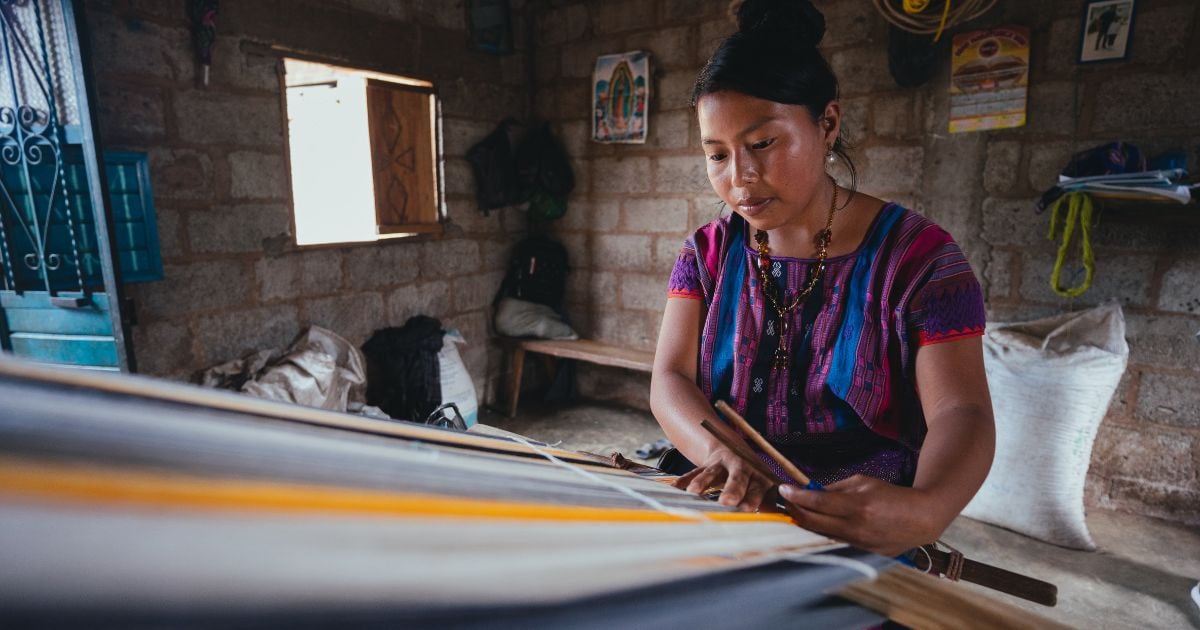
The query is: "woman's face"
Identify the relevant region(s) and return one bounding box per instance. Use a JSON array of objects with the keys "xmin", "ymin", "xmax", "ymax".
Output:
[{"xmin": 696, "ymin": 91, "xmax": 838, "ymax": 232}]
